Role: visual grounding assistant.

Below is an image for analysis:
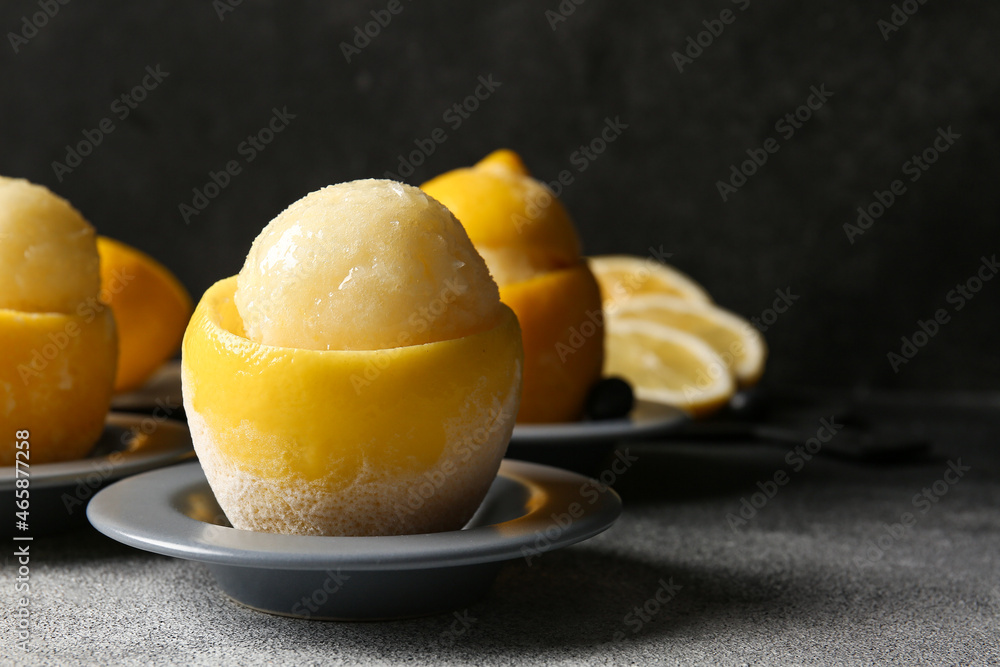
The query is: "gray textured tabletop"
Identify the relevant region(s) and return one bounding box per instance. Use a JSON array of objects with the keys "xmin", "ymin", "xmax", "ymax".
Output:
[{"xmin": 5, "ymin": 393, "xmax": 1000, "ymax": 667}]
